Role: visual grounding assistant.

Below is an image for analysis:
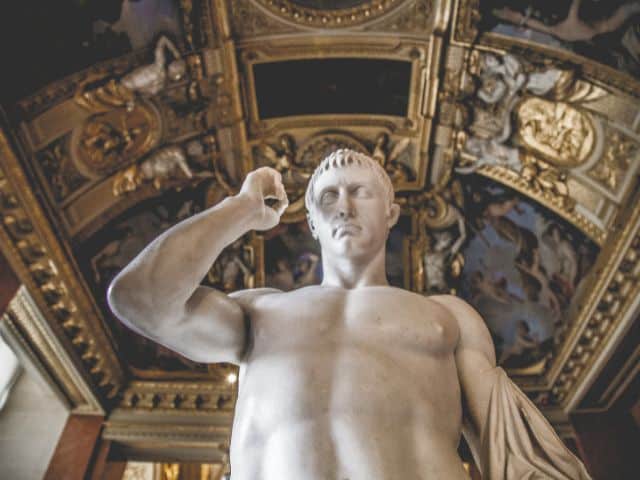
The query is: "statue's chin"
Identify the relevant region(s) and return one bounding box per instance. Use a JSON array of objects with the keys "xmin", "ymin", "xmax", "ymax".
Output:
[{"xmin": 323, "ymin": 237, "xmax": 379, "ymax": 264}]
